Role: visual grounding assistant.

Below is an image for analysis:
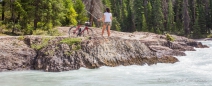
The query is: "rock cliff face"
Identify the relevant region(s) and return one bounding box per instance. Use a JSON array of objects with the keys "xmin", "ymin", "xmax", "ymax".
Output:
[
  {"xmin": 0, "ymin": 34, "xmax": 208, "ymax": 72},
  {"xmin": 0, "ymin": 37, "xmax": 36, "ymax": 72}
]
